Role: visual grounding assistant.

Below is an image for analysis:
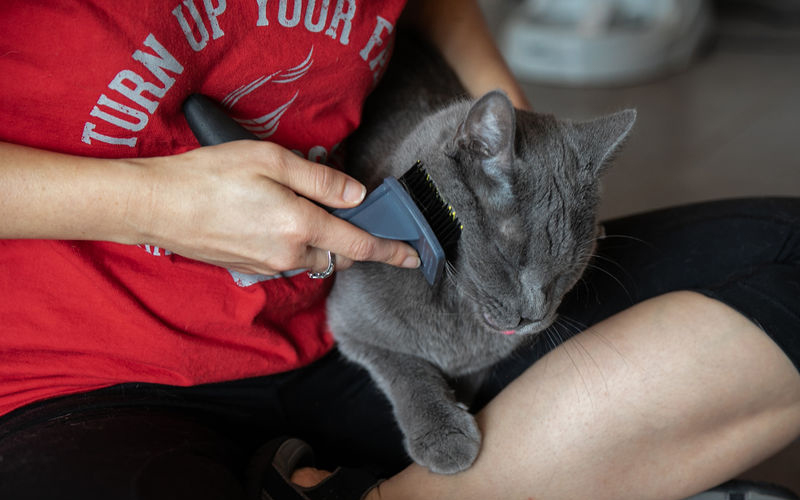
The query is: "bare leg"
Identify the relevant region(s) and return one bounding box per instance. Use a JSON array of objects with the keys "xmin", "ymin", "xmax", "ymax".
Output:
[{"xmin": 367, "ymin": 292, "xmax": 800, "ymax": 500}]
